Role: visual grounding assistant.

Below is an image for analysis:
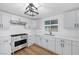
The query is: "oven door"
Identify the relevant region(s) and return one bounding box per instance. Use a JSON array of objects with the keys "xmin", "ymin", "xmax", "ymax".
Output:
[
  {"xmin": 15, "ymin": 39, "xmax": 27, "ymax": 47},
  {"xmin": 13, "ymin": 39, "xmax": 27, "ymax": 52}
]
